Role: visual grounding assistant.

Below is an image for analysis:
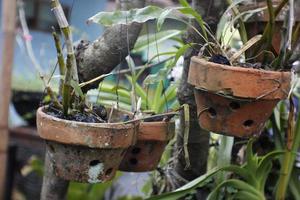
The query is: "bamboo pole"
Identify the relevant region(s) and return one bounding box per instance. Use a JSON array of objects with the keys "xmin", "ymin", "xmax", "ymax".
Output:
[{"xmin": 0, "ymin": 0, "xmax": 17, "ymax": 198}]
